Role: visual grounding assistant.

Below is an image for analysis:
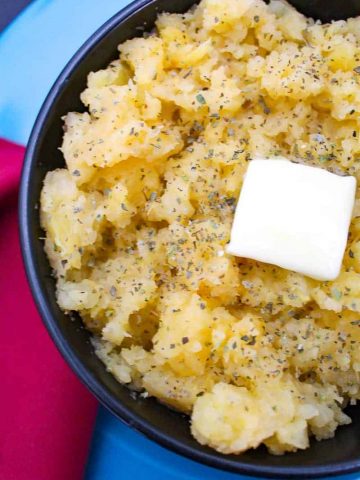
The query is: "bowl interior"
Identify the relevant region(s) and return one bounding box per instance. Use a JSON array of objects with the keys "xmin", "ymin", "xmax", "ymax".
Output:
[
  {"xmin": 288, "ymin": 0, "xmax": 360, "ymax": 22},
  {"xmin": 19, "ymin": 0, "xmax": 360, "ymax": 477}
]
